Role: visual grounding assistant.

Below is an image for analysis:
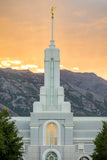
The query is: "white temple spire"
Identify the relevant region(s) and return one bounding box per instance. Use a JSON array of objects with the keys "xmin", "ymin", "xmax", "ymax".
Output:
[
  {"xmin": 50, "ymin": 7, "xmax": 55, "ymax": 47},
  {"xmin": 33, "ymin": 6, "xmax": 70, "ymax": 112},
  {"xmin": 52, "ymin": 15, "xmax": 54, "ymax": 40}
]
